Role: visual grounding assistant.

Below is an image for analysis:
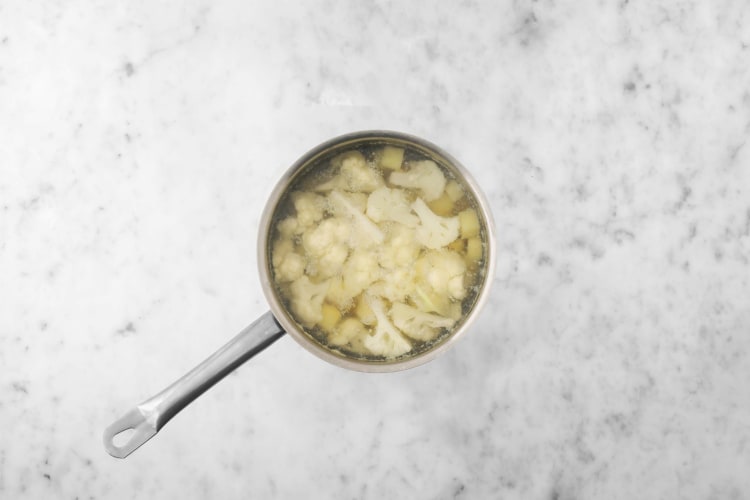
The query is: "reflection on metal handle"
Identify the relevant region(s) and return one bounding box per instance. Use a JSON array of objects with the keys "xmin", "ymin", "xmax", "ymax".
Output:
[{"xmin": 103, "ymin": 311, "xmax": 285, "ymax": 459}]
